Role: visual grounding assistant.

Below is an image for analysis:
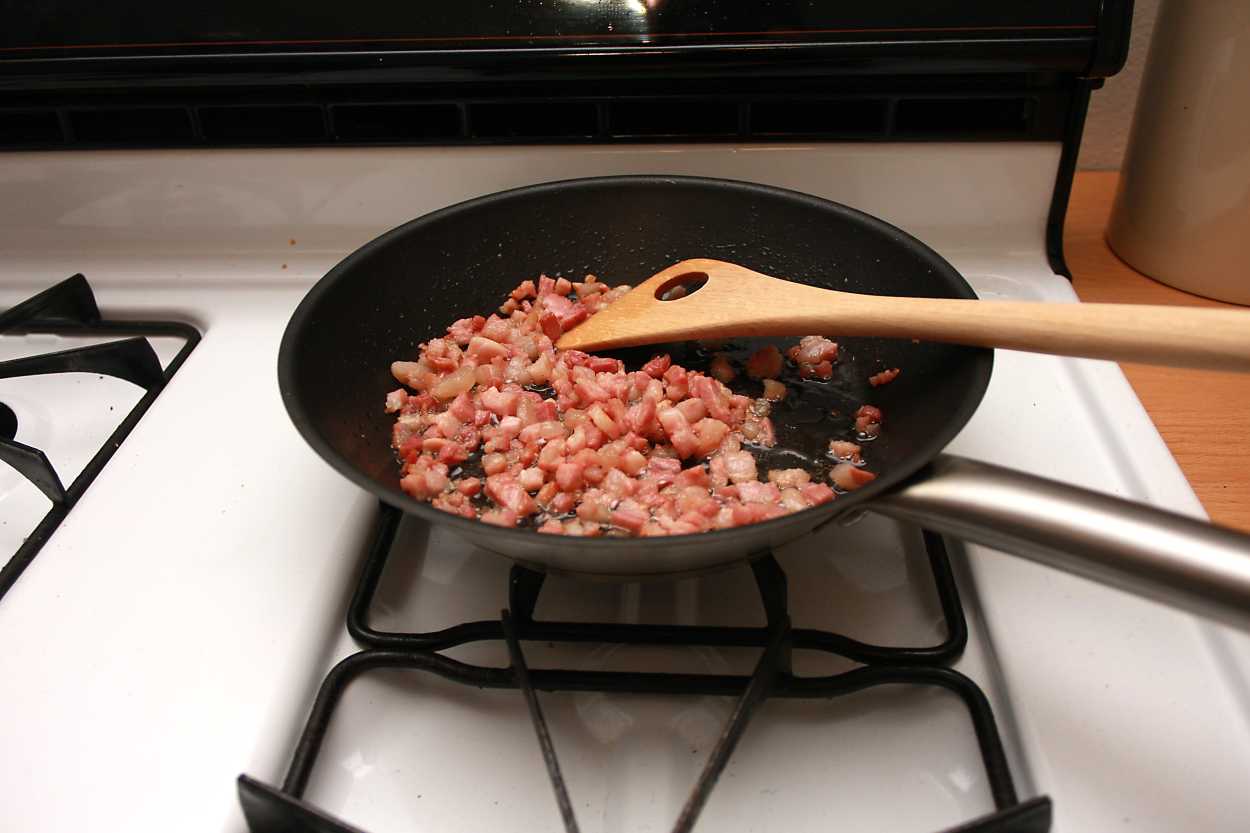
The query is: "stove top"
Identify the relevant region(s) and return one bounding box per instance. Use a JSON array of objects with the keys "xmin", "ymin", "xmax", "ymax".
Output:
[
  {"xmin": 0, "ymin": 142, "xmax": 1248, "ymax": 833},
  {"xmin": 239, "ymin": 504, "xmax": 1043, "ymax": 833},
  {"xmin": 0, "ymin": 275, "xmax": 198, "ymax": 593}
]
